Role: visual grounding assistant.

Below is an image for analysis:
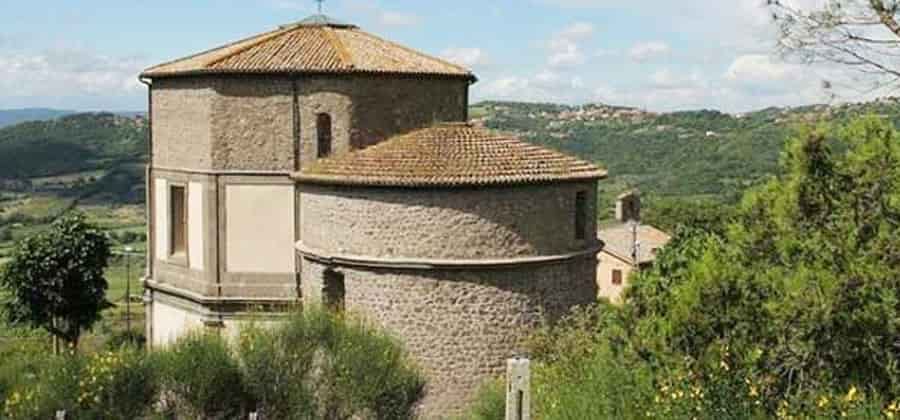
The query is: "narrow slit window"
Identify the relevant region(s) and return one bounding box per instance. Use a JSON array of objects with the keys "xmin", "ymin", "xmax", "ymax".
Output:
[
  {"xmin": 575, "ymin": 191, "xmax": 587, "ymax": 240},
  {"xmin": 323, "ymin": 268, "xmax": 345, "ymax": 312},
  {"xmin": 612, "ymin": 269, "xmax": 623, "ymax": 286},
  {"xmin": 317, "ymin": 113, "xmax": 333, "ymax": 158},
  {"xmin": 169, "ymin": 185, "xmax": 187, "ymax": 256}
]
